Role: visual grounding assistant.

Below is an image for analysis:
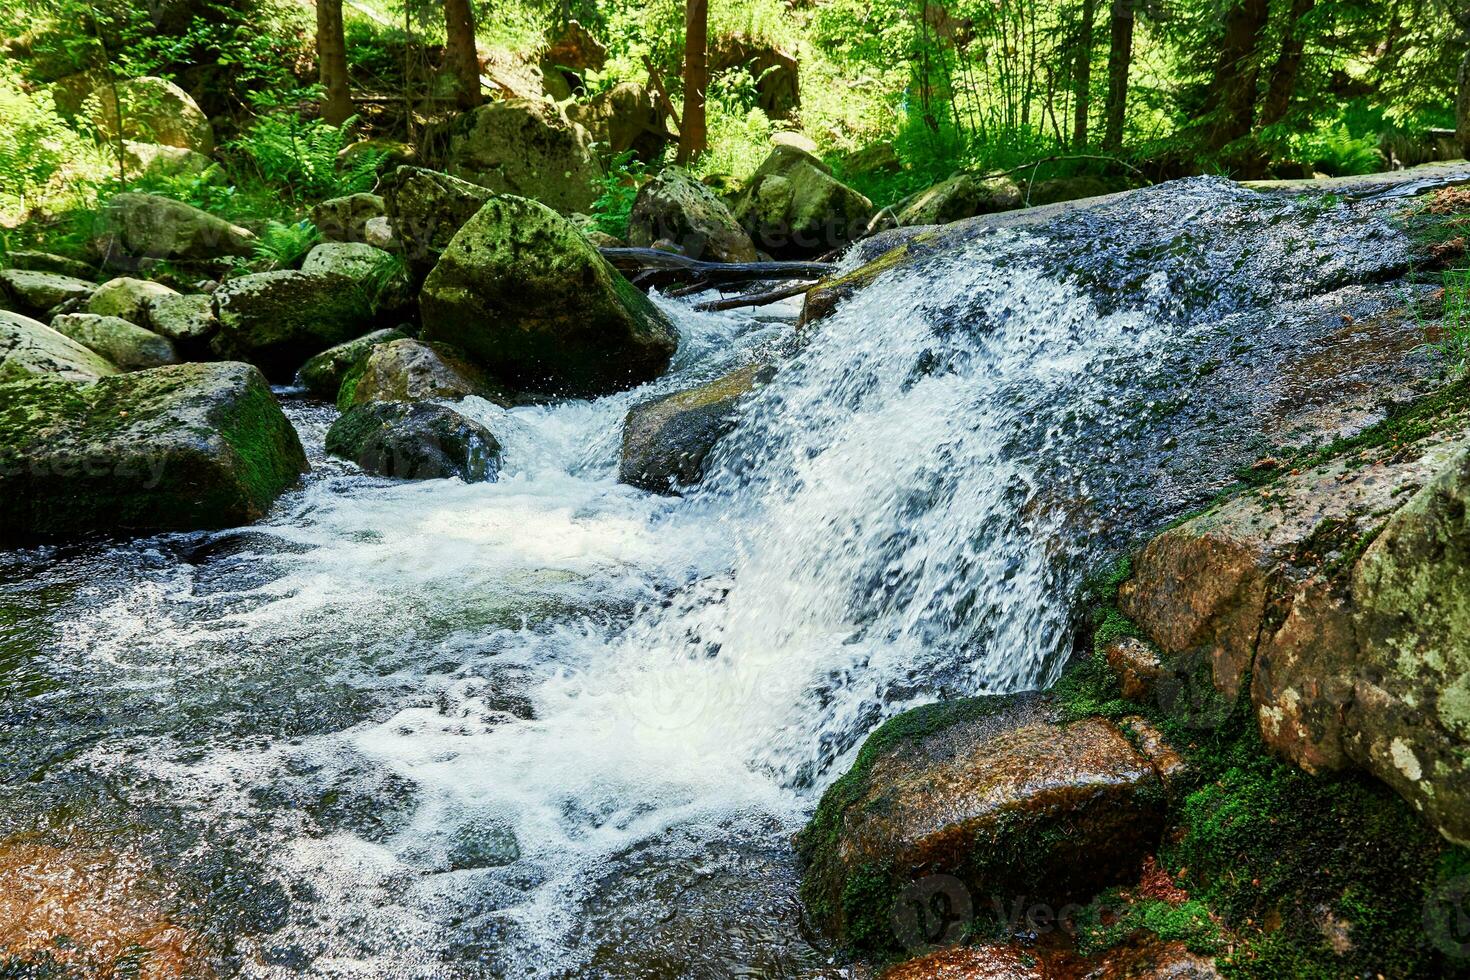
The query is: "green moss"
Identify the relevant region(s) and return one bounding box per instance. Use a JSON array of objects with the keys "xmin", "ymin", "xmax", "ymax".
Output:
[
  {"xmin": 336, "ymin": 358, "xmax": 368, "ymax": 411},
  {"xmin": 1073, "ymin": 895, "xmax": 1222, "ymax": 958}
]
